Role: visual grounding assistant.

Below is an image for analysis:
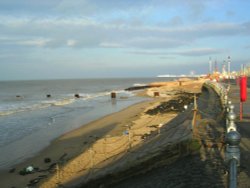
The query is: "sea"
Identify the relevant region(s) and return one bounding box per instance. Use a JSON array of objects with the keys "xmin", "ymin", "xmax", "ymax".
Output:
[{"xmin": 0, "ymin": 77, "xmax": 171, "ymax": 170}]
